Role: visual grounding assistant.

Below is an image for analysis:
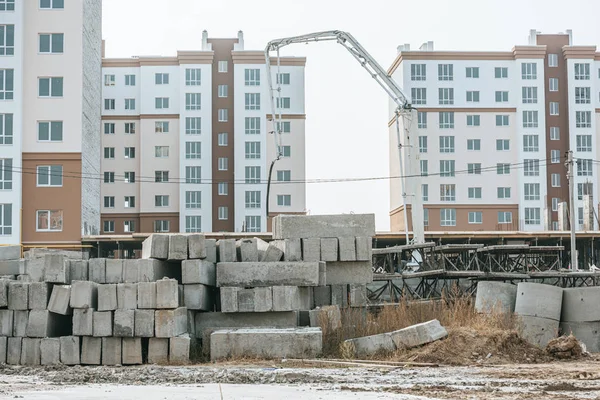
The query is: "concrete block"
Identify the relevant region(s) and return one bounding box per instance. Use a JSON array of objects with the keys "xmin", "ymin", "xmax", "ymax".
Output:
[
  {"xmin": 122, "ymin": 337, "xmax": 142, "ymax": 365},
  {"xmin": 81, "ymin": 336, "xmax": 101, "ymax": 365},
  {"xmin": 320, "ymin": 238, "xmax": 338, "ymax": 262},
  {"xmin": 298, "ymin": 311, "xmax": 310, "ymax": 327},
  {"xmin": 236, "ymin": 238, "xmax": 259, "ymax": 262},
  {"xmin": 168, "ymin": 234, "xmax": 188, "ymax": 261},
  {"xmin": 142, "ymin": 234, "xmax": 169, "ymax": 260},
  {"xmin": 114, "ymin": 309, "xmax": 135, "ymax": 337},
  {"xmin": 13, "ymin": 310, "xmax": 28, "ymax": 337},
  {"xmin": 273, "ymin": 214, "xmax": 376, "ymax": 239},
  {"xmin": 0, "ymin": 278, "xmax": 8, "ymax": 307},
  {"xmin": 0, "ymin": 260, "xmax": 24, "ymax": 276},
  {"xmin": 560, "ymin": 321, "xmax": 600, "ymax": 353},
  {"xmin": 515, "ymin": 283, "xmax": 563, "ymax": 321},
  {"xmin": 217, "ymin": 262, "xmax": 324, "ymax": 287},
  {"xmin": 188, "ymin": 234, "xmax": 206, "ymax": 259},
  {"xmin": 6, "ymin": 337, "xmax": 21, "ymax": 365},
  {"xmin": 0, "ymin": 245, "xmax": 20, "ymax": 260},
  {"xmin": 279, "ymin": 238, "xmax": 302, "ymax": 262},
  {"xmin": 0, "ymin": 310, "xmax": 12, "ymax": 336},
  {"xmin": 344, "ymin": 332, "xmax": 395, "ymax": 357},
  {"xmin": 338, "ymin": 237, "xmax": 357, "ymax": 262},
  {"xmin": 182, "ymin": 260, "xmax": 216, "ymax": 286},
  {"xmin": 313, "ymin": 286, "xmax": 332, "ymax": 308},
  {"xmin": 98, "ymin": 284, "xmax": 117, "ymax": 311},
  {"xmin": 8, "ymin": 281, "xmax": 28, "ymax": 310},
  {"xmin": 210, "ymin": 328, "xmax": 322, "ymax": 361},
  {"xmin": 256, "ymin": 239, "xmax": 284, "ymax": 262},
  {"xmin": 156, "ymin": 278, "xmax": 178, "ymax": 309},
  {"xmin": 170, "ymin": 335, "xmax": 190, "ymax": 364},
  {"xmin": 137, "ymin": 282, "xmax": 157, "ymax": 309},
  {"xmin": 475, "ymin": 282, "xmax": 518, "ymax": 314},
  {"xmin": 73, "ymin": 308, "xmax": 94, "ymax": 336},
  {"xmin": 238, "ymin": 287, "xmax": 272, "ymax": 313},
  {"xmin": 272, "ymin": 286, "xmax": 312, "ymax": 311},
  {"xmin": 349, "ymin": 284, "xmax": 367, "ymax": 307},
  {"xmin": 184, "ymin": 284, "xmax": 213, "ymax": 311},
  {"xmin": 24, "ymin": 257, "xmax": 45, "ymax": 282},
  {"xmin": 40, "ymin": 338, "xmax": 60, "ymax": 365},
  {"xmin": 355, "ymin": 237, "xmax": 372, "ymax": 261},
  {"xmin": 17, "ymin": 274, "xmax": 31, "ymax": 282},
  {"xmin": 155, "ymin": 307, "xmax": 187, "ymax": 338},
  {"xmin": 69, "ymin": 260, "xmax": 89, "ymax": 282},
  {"xmin": 101, "ymin": 337, "xmax": 122, "ymax": 365},
  {"xmin": 187, "ymin": 309, "xmax": 196, "ymax": 338},
  {"xmin": 29, "ymin": 282, "xmax": 51, "ymax": 310},
  {"xmin": 47, "ymin": 285, "xmax": 72, "ymax": 315},
  {"xmin": 148, "ymin": 338, "xmax": 169, "ymax": 364},
  {"xmin": 0, "ymin": 336, "xmax": 5, "ymax": 363},
  {"xmin": 325, "ymin": 262, "xmax": 372, "ymax": 285},
  {"xmin": 518, "ymin": 315, "xmax": 559, "ymax": 348},
  {"xmin": 390, "ymin": 320, "xmax": 448, "ymax": 349},
  {"xmin": 561, "ymin": 287, "xmax": 600, "ymax": 322},
  {"xmin": 21, "ymin": 338, "xmax": 41, "ymax": 365},
  {"xmin": 195, "ymin": 311, "xmax": 298, "ymax": 339},
  {"xmin": 88, "ymin": 258, "xmax": 106, "ymax": 284},
  {"xmin": 220, "ymin": 287, "xmax": 240, "ymax": 313},
  {"xmin": 70, "ymin": 281, "xmax": 98, "ymax": 309},
  {"xmin": 92, "ymin": 311, "xmax": 113, "ymax": 337},
  {"xmin": 105, "ymin": 259, "xmax": 123, "ymax": 284},
  {"xmin": 205, "ymin": 239, "xmax": 217, "ymax": 263},
  {"xmin": 309, "ymin": 305, "xmax": 342, "ymax": 331},
  {"xmin": 302, "ymin": 238, "xmax": 321, "ymax": 262},
  {"xmin": 331, "ymin": 285, "xmax": 348, "ymax": 308},
  {"xmin": 137, "ymin": 259, "xmax": 171, "ymax": 282},
  {"xmin": 26, "ymin": 310, "xmax": 71, "ymax": 338},
  {"xmin": 60, "ymin": 336, "xmax": 80, "ymax": 365},
  {"xmin": 44, "ymin": 254, "xmax": 70, "ymax": 283},
  {"xmin": 134, "ymin": 309, "xmax": 155, "ymax": 337},
  {"xmin": 117, "ymin": 283, "xmax": 138, "ymax": 310},
  {"xmin": 122, "ymin": 259, "xmax": 140, "ymax": 283},
  {"xmin": 217, "ymin": 239, "xmax": 237, "ymax": 262},
  {"xmin": 178, "ymin": 284, "xmax": 184, "ymax": 309}
]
